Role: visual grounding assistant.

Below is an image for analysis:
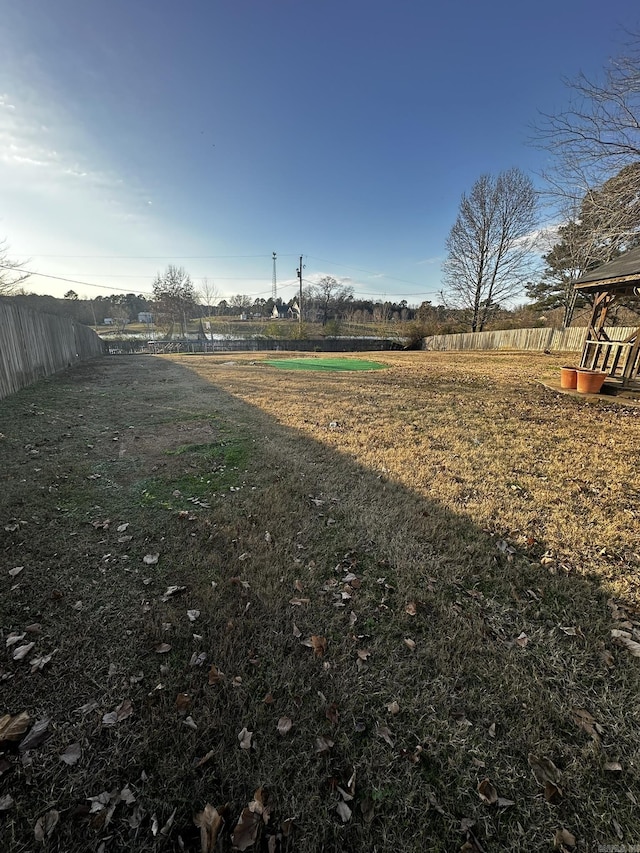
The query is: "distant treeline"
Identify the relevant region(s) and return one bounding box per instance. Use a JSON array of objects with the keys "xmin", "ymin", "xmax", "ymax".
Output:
[{"xmin": 9, "ymin": 290, "xmax": 639, "ymax": 336}]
